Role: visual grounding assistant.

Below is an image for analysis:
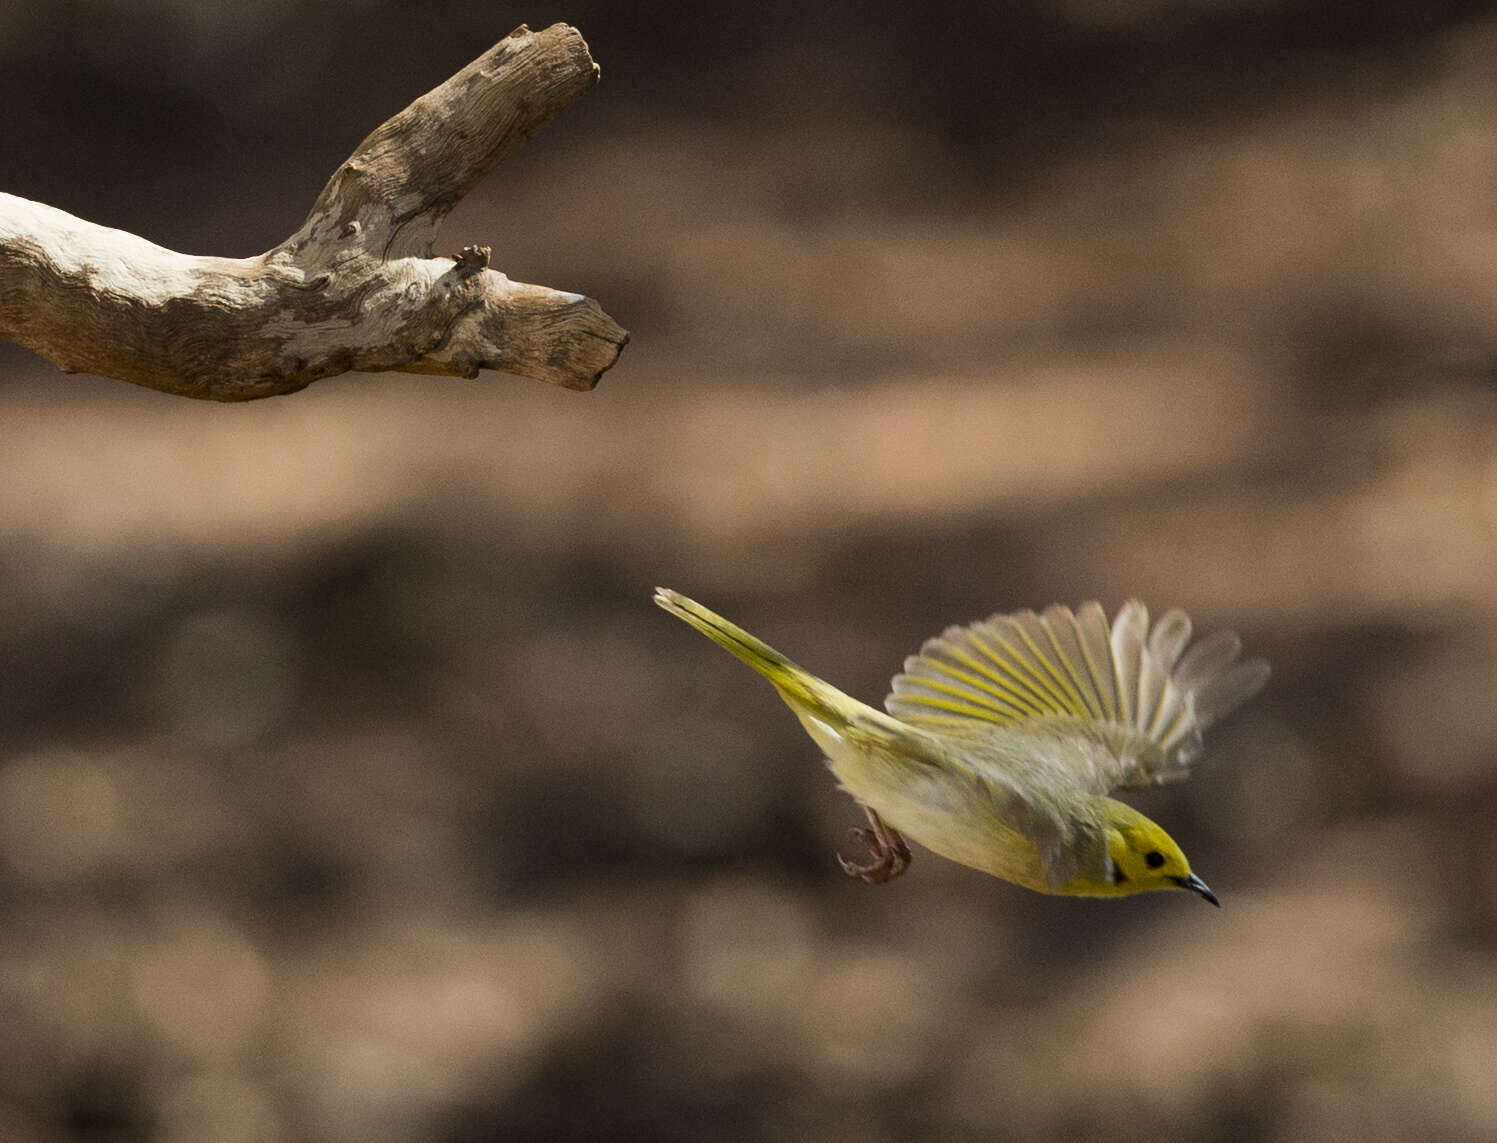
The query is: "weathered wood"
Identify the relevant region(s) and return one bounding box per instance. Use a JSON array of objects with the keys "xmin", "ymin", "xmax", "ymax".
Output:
[{"xmin": 0, "ymin": 24, "xmax": 627, "ymax": 401}]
